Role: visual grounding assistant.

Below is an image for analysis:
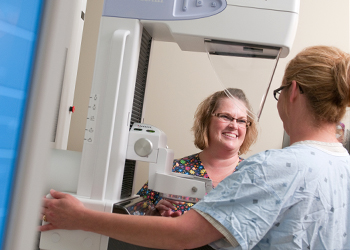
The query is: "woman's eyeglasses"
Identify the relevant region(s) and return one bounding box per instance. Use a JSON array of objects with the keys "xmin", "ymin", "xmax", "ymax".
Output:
[
  {"xmin": 213, "ymin": 113, "xmax": 251, "ymax": 128},
  {"xmin": 273, "ymin": 85, "xmax": 286, "ymax": 101},
  {"xmin": 273, "ymin": 84, "xmax": 304, "ymax": 101}
]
